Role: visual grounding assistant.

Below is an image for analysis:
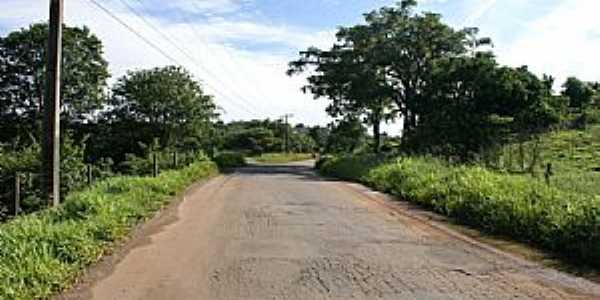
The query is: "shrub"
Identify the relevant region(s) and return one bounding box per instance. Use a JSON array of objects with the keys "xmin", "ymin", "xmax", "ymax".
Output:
[
  {"xmin": 119, "ymin": 150, "xmax": 206, "ymax": 176},
  {"xmin": 213, "ymin": 152, "xmax": 246, "ymax": 169},
  {"xmin": 0, "ymin": 135, "xmax": 88, "ymax": 218},
  {"xmin": 254, "ymin": 153, "xmax": 314, "ymax": 164},
  {"xmin": 0, "ymin": 161, "xmax": 218, "ymax": 299},
  {"xmin": 319, "ymin": 154, "xmax": 600, "ymax": 268},
  {"xmin": 318, "ymin": 153, "xmax": 389, "ymax": 181},
  {"xmin": 315, "ymin": 155, "xmax": 333, "ymax": 170},
  {"xmin": 575, "ymin": 108, "xmax": 600, "ymax": 128}
]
